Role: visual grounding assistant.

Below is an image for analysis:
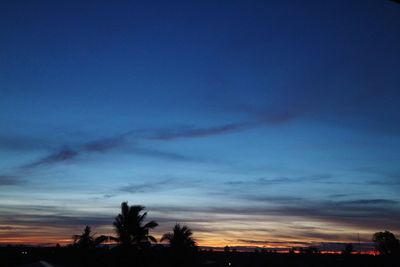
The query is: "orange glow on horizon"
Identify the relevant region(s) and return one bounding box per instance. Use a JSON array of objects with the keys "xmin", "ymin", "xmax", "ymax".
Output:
[
  {"xmin": 0, "ymin": 222, "xmax": 381, "ymax": 253},
  {"xmin": 0, "ymin": 235, "xmax": 376, "ymax": 255}
]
